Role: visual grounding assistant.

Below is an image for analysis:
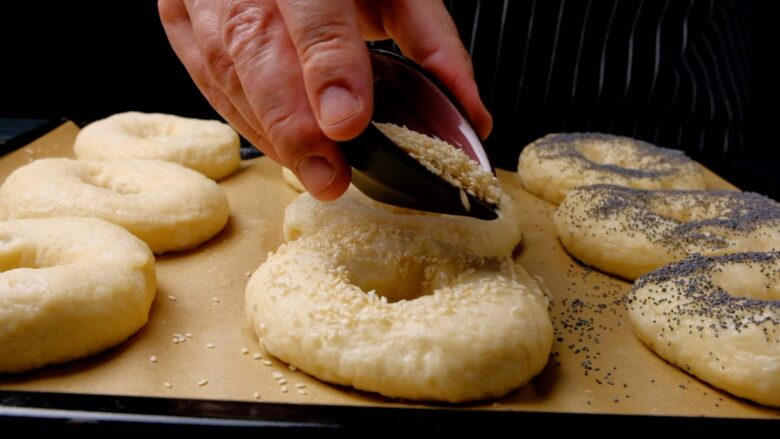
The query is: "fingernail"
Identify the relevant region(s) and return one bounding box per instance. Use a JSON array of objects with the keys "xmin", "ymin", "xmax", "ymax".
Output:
[
  {"xmin": 296, "ymin": 156, "xmax": 335, "ymax": 194},
  {"xmin": 318, "ymin": 85, "xmax": 360, "ymax": 126}
]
